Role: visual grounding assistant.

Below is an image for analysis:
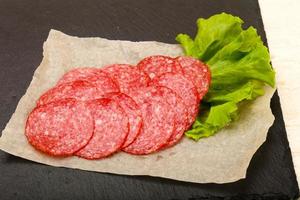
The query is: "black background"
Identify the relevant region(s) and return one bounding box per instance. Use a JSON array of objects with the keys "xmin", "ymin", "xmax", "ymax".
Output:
[{"xmin": 0, "ymin": 0, "xmax": 299, "ymax": 199}]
